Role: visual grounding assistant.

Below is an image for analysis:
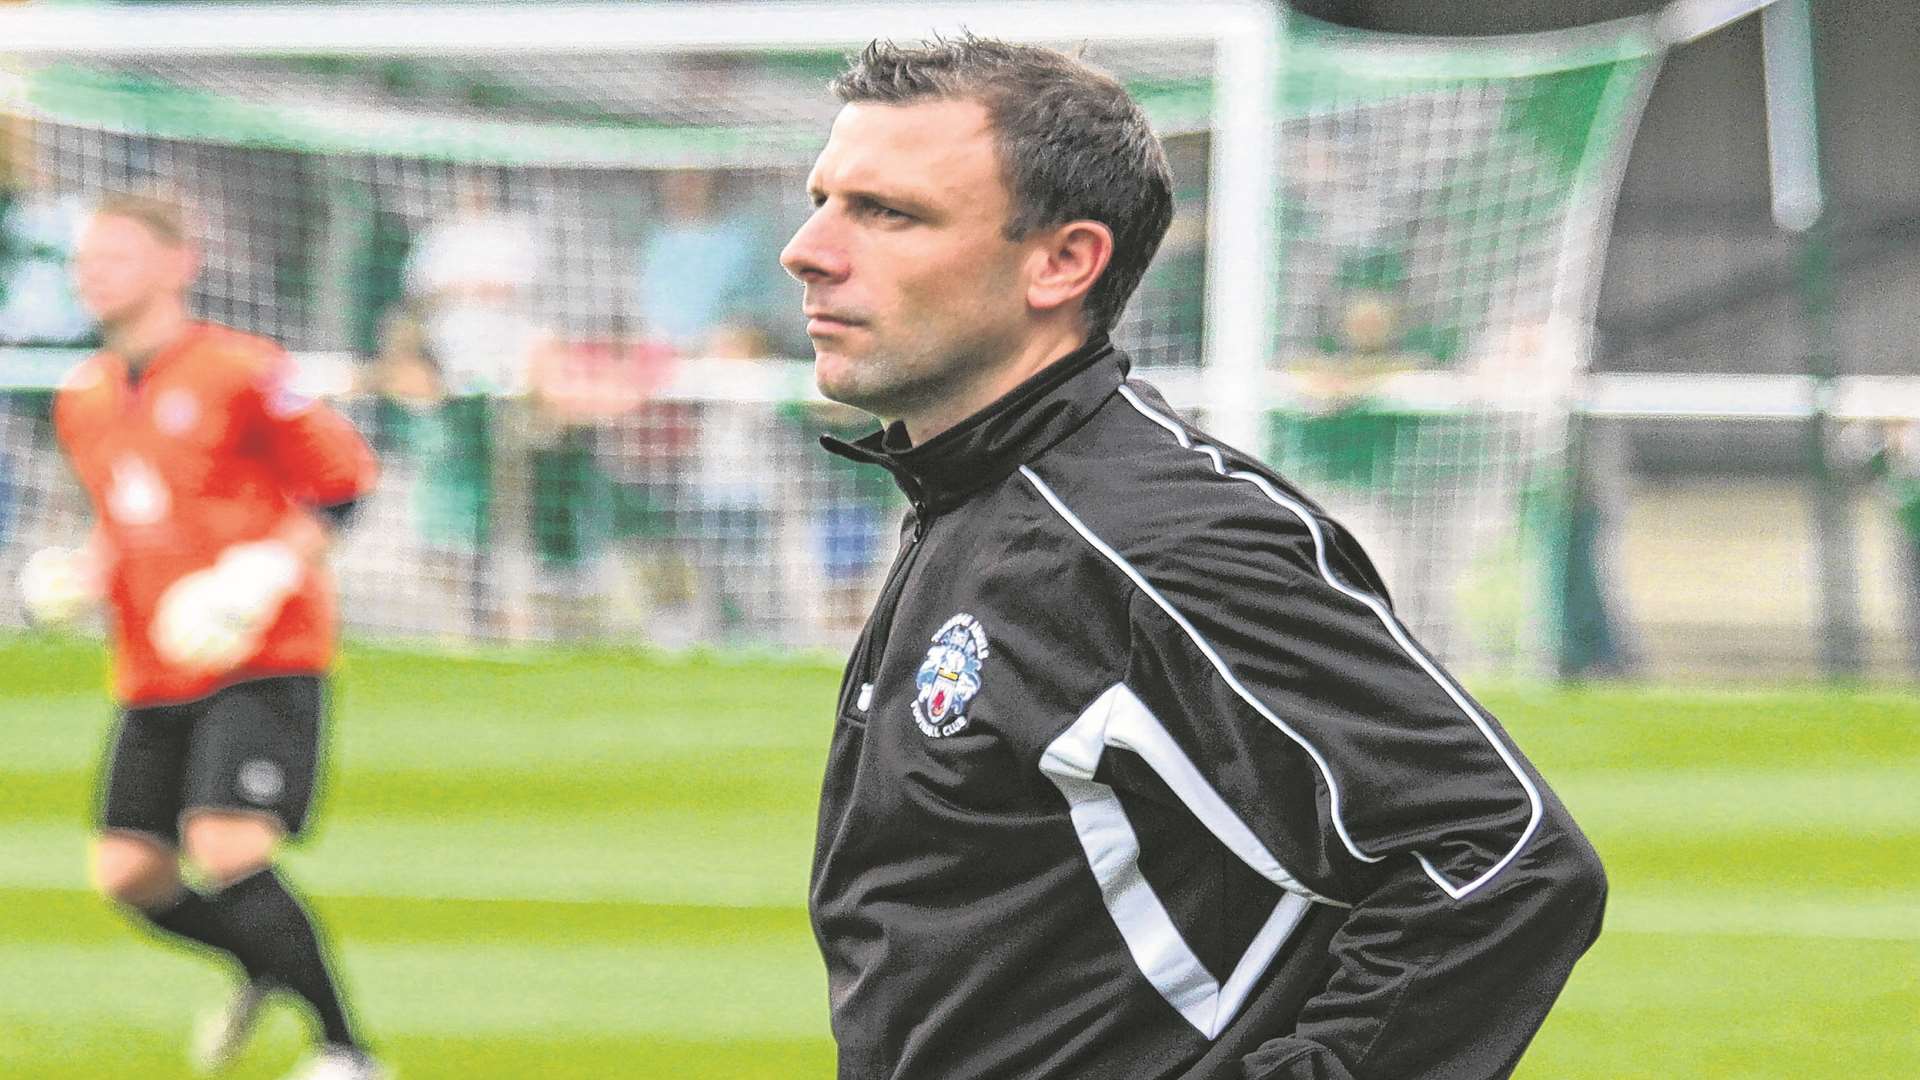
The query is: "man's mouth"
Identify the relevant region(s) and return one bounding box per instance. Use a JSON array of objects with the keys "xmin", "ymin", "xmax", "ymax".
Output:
[{"xmin": 805, "ymin": 310, "xmax": 863, "ymax": 333}]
